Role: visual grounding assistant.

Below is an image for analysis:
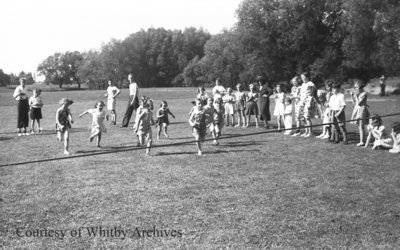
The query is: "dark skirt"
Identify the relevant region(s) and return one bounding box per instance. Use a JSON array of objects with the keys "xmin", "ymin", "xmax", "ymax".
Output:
[
  {"xmin": 17, "ymin": 99, "xmax": 29, "ymax": 128},
  {"xmin": 156, "ymin": 116, "xmax": 169, "ymax": 125},
  {"xmin": 30, "ymin": 108, "xmax": 43, "ymax": 120},
  {"xmin": 258, "ymin": 97, "xmax": 270, "ymax": 121},
  {"xmin": 246, "ymin": 101, "xmax": 258, "ymax": 116}
]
